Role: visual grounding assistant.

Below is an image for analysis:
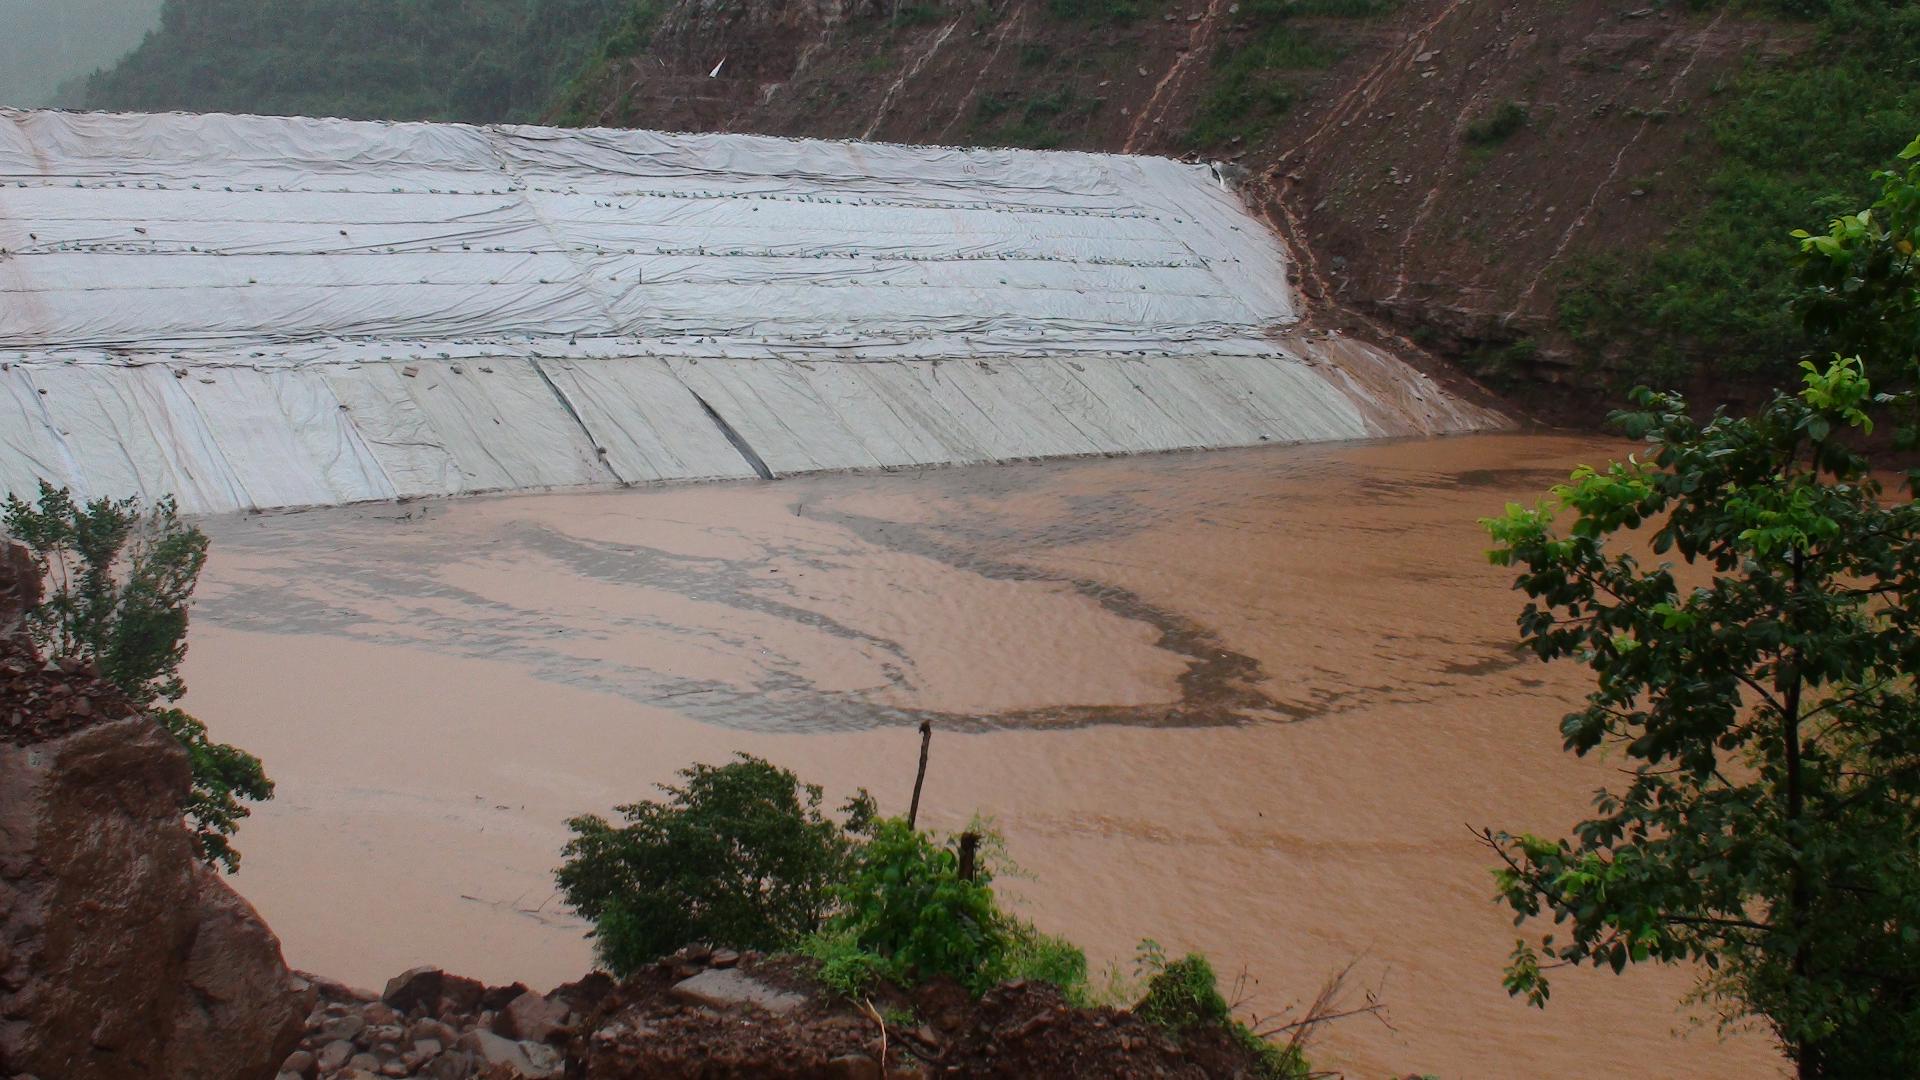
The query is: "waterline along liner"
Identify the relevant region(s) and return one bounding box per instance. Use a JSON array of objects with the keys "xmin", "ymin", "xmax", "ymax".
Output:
[{"xmin": 0, "ymin": 108, "xmax": 1500, "ymax": 514}]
